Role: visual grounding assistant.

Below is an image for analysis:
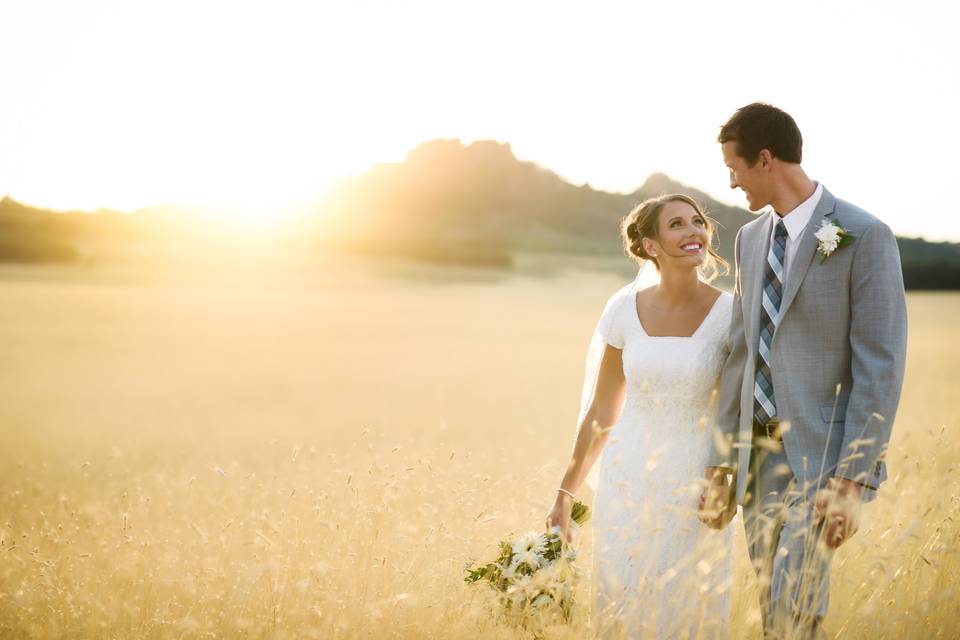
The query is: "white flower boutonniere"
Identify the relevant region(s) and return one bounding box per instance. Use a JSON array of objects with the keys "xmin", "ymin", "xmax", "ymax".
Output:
[{"xmin": 814, "ymin": 219, "xmax": 856, "ymax": 264}]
